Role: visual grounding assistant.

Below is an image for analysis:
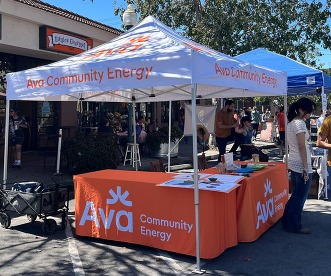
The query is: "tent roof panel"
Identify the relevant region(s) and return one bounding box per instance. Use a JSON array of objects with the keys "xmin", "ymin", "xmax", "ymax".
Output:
[
  {"xmin": 6, "ymin": 17, "xmax": 287, "ymax": 101},
  {"xmin": 237, "ymin": 48, "xmax": 331, "ymax": 95}
]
